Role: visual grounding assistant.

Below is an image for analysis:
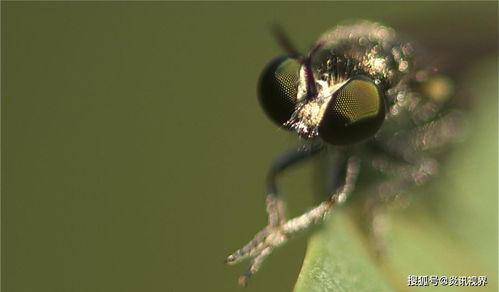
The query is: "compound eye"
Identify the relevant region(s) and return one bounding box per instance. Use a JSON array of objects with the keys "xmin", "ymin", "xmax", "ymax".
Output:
[
  {"xmin": 318, "ymin": 76, "xmax": 385, "ymax": 145},
  {"xmin": 258, "ymin": 56, "xmax": 300, "ymax": 126}
]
